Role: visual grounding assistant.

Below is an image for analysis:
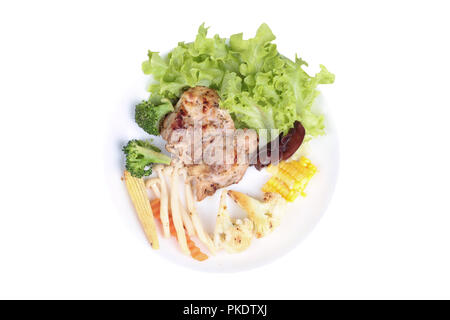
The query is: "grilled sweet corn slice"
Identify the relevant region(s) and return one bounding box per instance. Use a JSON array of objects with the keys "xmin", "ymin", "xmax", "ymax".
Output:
[{"xmin": 262, "ymin": 156, "xmax": 317, "ymax": 202}]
